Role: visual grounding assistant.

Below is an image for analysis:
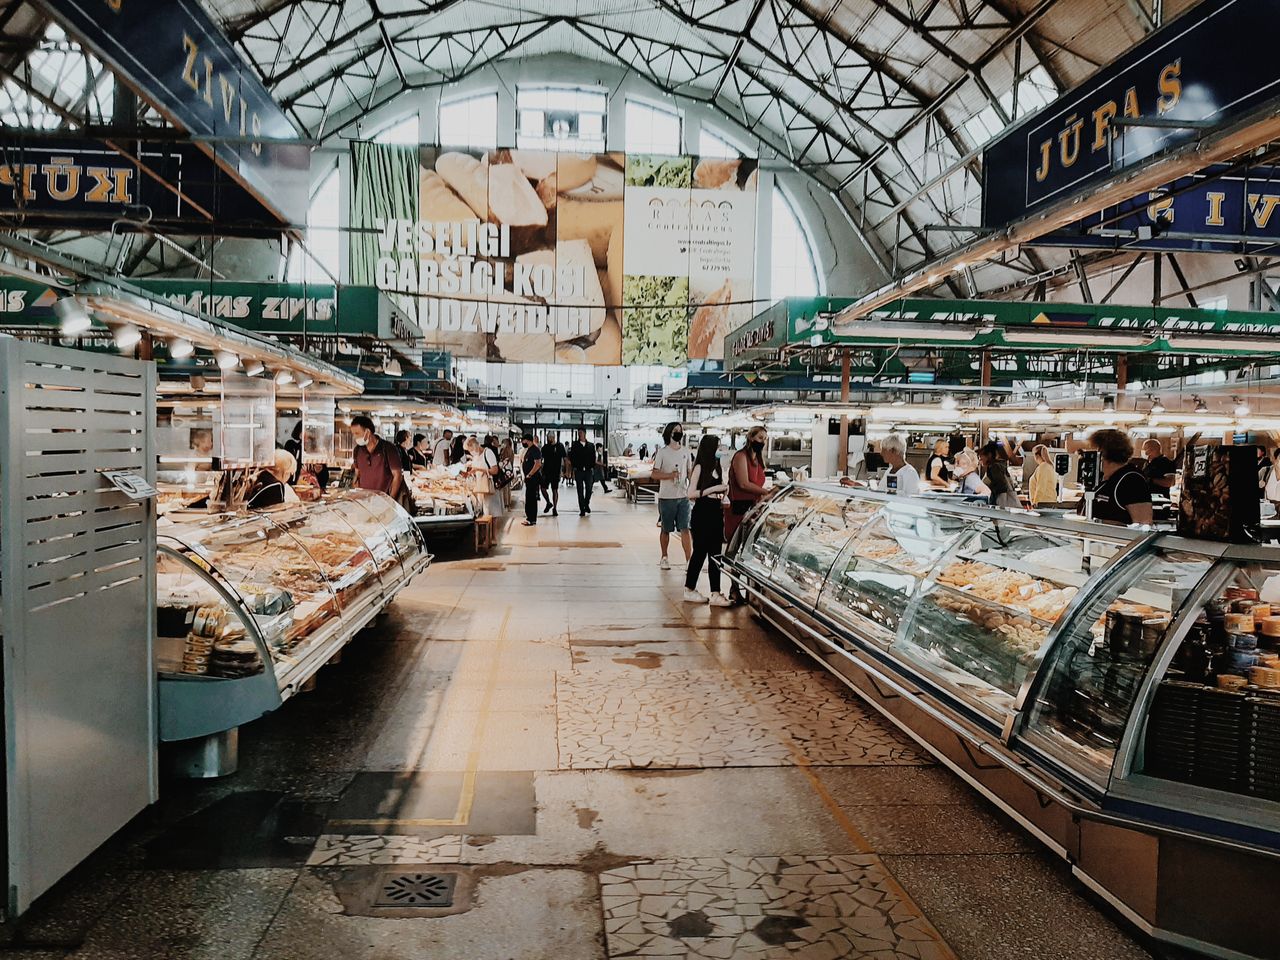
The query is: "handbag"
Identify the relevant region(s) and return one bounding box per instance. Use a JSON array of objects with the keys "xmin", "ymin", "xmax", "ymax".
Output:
[{"xmin": 494, "ymin": 461, "xmax": 514, "ymax": 490}]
